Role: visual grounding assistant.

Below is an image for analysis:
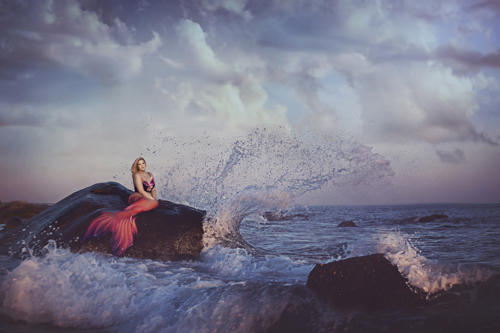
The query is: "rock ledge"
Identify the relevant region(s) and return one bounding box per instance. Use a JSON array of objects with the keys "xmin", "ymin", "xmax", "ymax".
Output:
[{"xmin": 5, "ymin": 182, "xmax": 205, "ymax": 261}]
